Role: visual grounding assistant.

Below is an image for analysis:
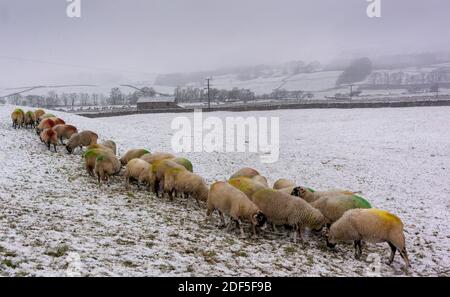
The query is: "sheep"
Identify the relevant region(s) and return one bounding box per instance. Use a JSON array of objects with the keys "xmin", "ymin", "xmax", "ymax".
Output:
[
  {"xmin": 310, "ymin": 194, "xmax": 372, "ymax": 226},
  {"xmin": 228, "ymin": 177, "xmax": 267, "ymax": 200},
  {"xmin": 24, "ymin": 111, "xmax": 37, "ymax": 128},
  {"xmin": 101, "ymin": 140, "xmax": 117, "ymax": 155},
  {"xmin": 252, "ymin": 175, "xmax": 269, "ymax": 187},
  {"xmin": 293, "ymin": 186, "xmax": 356, "ymax": 203},
  {"xmin": 40, "ymin": 128, "xmax": 58, "ymax": 152},
  {"xmin": 124, "ymin": 158, "xmax": 151, "ymax": 189},
  {"xmin": 36, "ymin": 118, "xmax": 56, "ymax": 135},
  {"xmin": 140, "ymin": 152, "xmax": 175, "ymax": 164},
  {"xmin": 326, "ymin": 208, "xmax": 410, "ymax": 268},
  {"xmin": 94, "ymin": 152, "xmax": 121, "ymax": 185},
  {"xmin": 172, "ymin": 157, "xmax": 193, "ymax": 172},
  {"xmin": 252, "ymin": 188, "xmax": 327, "ymax": 243},
  {"xmin": 39, "ymin": 113, "xmax": 55, "ymax": 122},
  {"xmin": 11, "ymin": 109, "xmax": 24, "ymax": 129},
  {"xmin": 273, "ymin": 178, "xmax": 296, "ymax": 190},
  {"xmin": 53, "ymin": 118, "xmax": 65, "ymax": 126},
  {"xmin": 163, "ymin": 167, "xmax": 208, "ymax": 205},
  {"xmin": 87, "ymin": 142, "xmax": 116, "ymax": 155},
  {"xmin": 207, "ymin": 181, "xmax": 267, "ymax": 238},
  {"xmin": 53, "ymin": 124, "xmax": 78, "ymax": 145},
  {"xmin": 148, "ymin": 159, "xmax": 185, "ymax": 196},
  {"xmin": 229, "ymin": 167, "xmax": 260, "ymax": 179},
  {"xmin": 120, "ymin": 149, "xmax": 150, "ymax": 165},
  {"xmin": 34, "ymin": 109, "xmax": 45, "ymax": 123},
  {"xmin": 82, "ymin": 148, "xmax": 112, "ymax": 176},
  {"xmin": 66, "ymin": 130, "xmax": 98, "ymax": 154}
]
